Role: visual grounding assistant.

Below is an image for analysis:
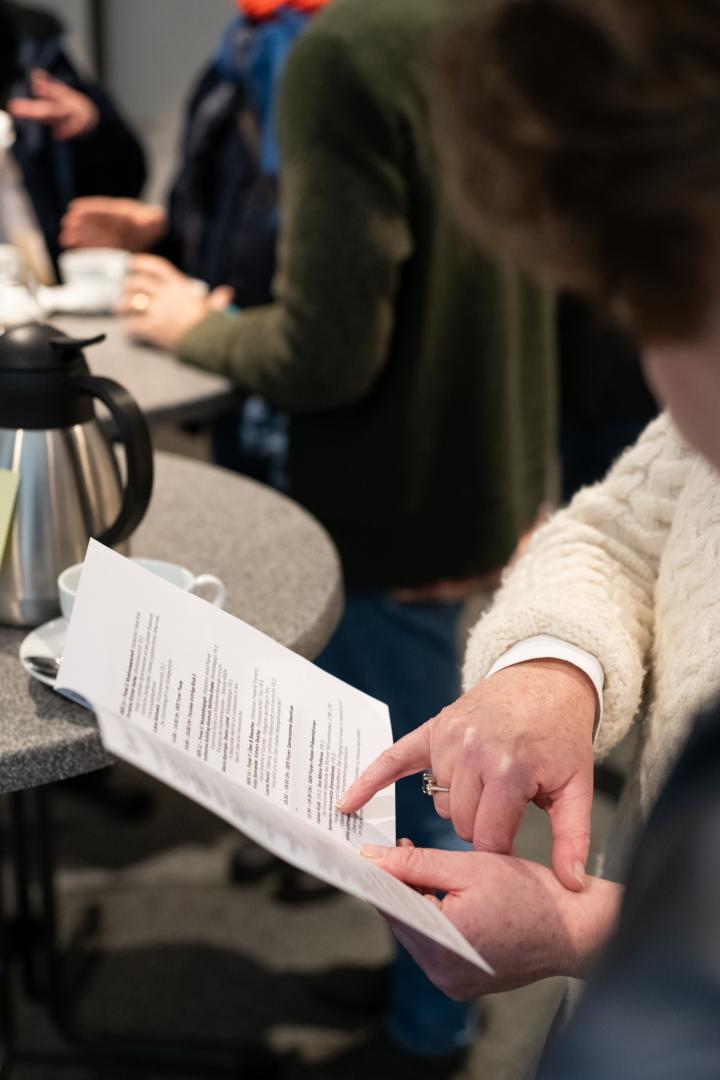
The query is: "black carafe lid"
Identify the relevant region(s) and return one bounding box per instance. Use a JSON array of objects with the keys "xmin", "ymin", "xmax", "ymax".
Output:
[{"xmin": 0, "ymin": 321, "xmax": 105, "ymax": 429}]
